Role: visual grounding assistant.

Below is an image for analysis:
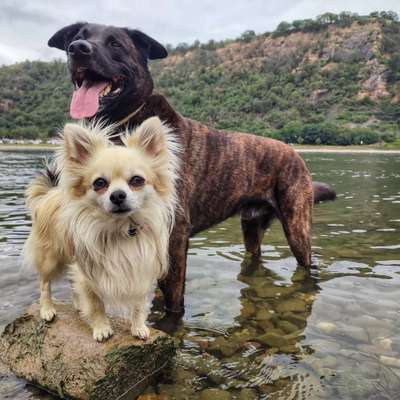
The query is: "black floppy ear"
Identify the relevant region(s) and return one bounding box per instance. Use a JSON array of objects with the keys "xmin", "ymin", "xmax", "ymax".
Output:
[
  {"xmin": 125, "ymin": 29, "xmax": 168, "ymax": 60},
  {"xmin": 48, "ymin": 22, "xmax": 87, "ymax": 51}
]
